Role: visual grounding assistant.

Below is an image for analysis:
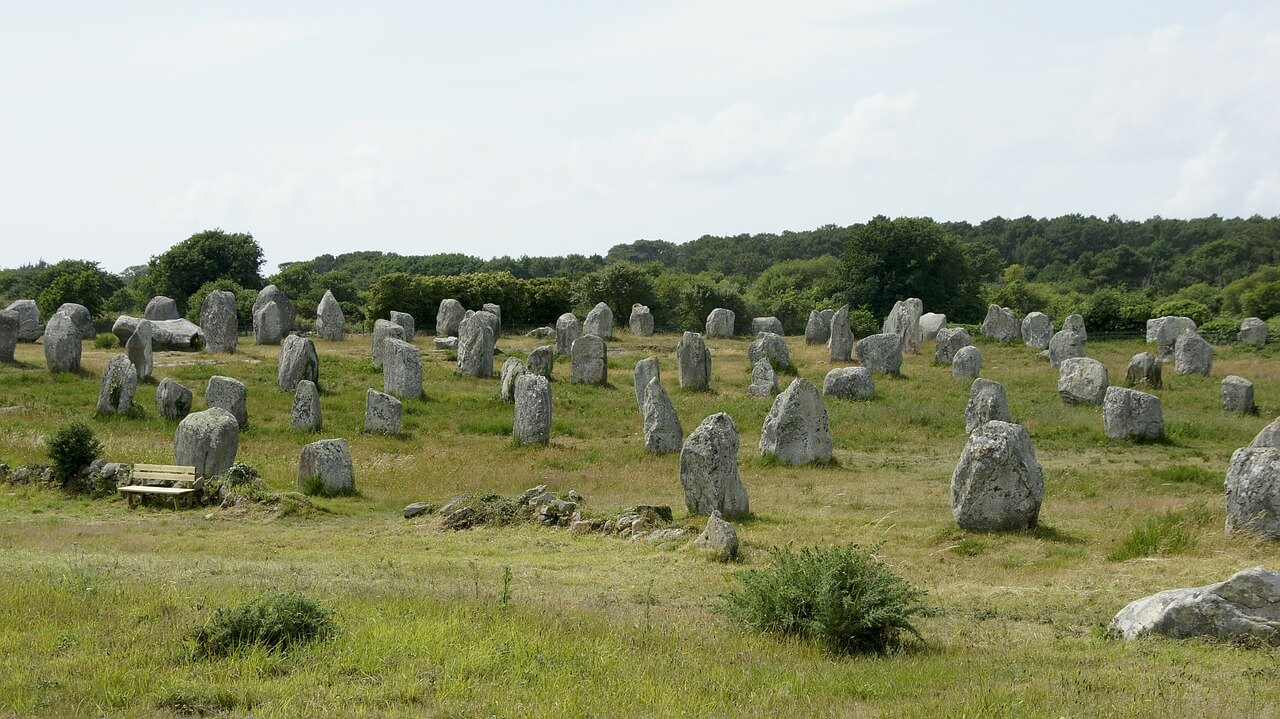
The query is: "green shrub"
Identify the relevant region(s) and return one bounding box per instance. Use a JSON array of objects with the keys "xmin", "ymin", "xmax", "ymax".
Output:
[
  {"xmin": 192, "ymin": 591, "xmax": 335, "ymax": 659},
  {"xmin": 45, "ymin": 421, "xmax": 102, "ymax": 487},
  {"xmin": 1106, "ymin": 508, "xmax": 1212, "ymax": 562},
  {"xmin": 721, "ymin": 543, "xmax": 927, "ymax": 655},
  {"xmin": 92, "ymin": 333, "xmax": 118, "ymax": 349},
  {"xmin": 1153, "ymin": 298, "xmax": 1212, "ymax": 326}
]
